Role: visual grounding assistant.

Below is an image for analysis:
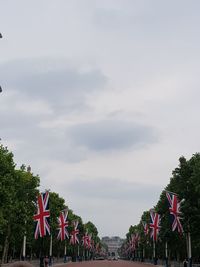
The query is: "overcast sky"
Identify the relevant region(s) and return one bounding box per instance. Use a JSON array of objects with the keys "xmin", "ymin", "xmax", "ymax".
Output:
[{"xmin": 1, "ymin": 0, "xmax": 200, "ymax": 238}]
